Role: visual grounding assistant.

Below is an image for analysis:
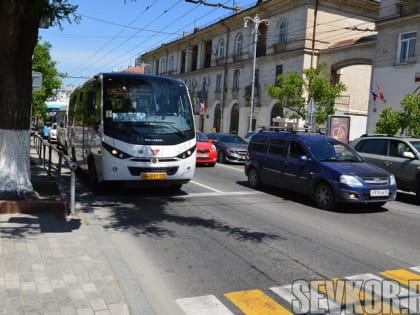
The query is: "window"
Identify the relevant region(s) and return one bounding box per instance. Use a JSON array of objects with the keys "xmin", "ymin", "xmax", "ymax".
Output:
[
  {"xmin": 275, "ymin": 65, "xmax": 283, "ymax": 85},
  {"xmin": 169, "ymin": 55, "xmax": 175, "ymax": 71},
  {"xmin": 217, "ymin": 39, "xmax": 225, "ymax": 58},
  {"xmin": 249, "ymin": 135, "xmax": 268, "ymax": 153},
  {"xmin": 216, "ymin": 74, "xmax": 222, "ymax": 92},
  {"xmin": 279, "ymin": 20, "xmax": 288, "ymax": 43},
  {"xmin": 397, "ymin": 32, "xmax": 416, "ymax": 64},
  {"xmin": 160, "ymin": 58, "xmax": 166, "ymax": 74},
  {"xmin": 389, "ymin": 140, "xmax": 413, "ymax": 158},
  {"xmin": 233, "ymin": 69, "xmax": 240, "ymax": 90},
  {"xmin": 288, "ymin": 141, "xmax": 307, "ymax": 160},
  {"xmin": 235, "ymin": 33, "xmax": 243, "ymax": 54},
  {"xmin": 268, "ymin": 138, "xmax": 286, "ymax": 156},
  {"xmin": 355, "ymin": 139, "xmax": 387, "ymax": 155}
]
